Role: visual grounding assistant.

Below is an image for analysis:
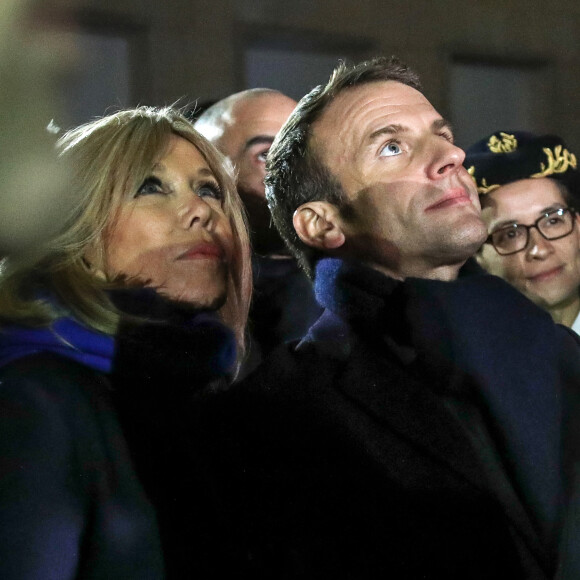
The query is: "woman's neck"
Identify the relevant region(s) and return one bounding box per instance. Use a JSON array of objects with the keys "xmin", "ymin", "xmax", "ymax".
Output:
[{"xmin": 549, "ymin": 293, "xmax": 580, "ymax": 328}]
